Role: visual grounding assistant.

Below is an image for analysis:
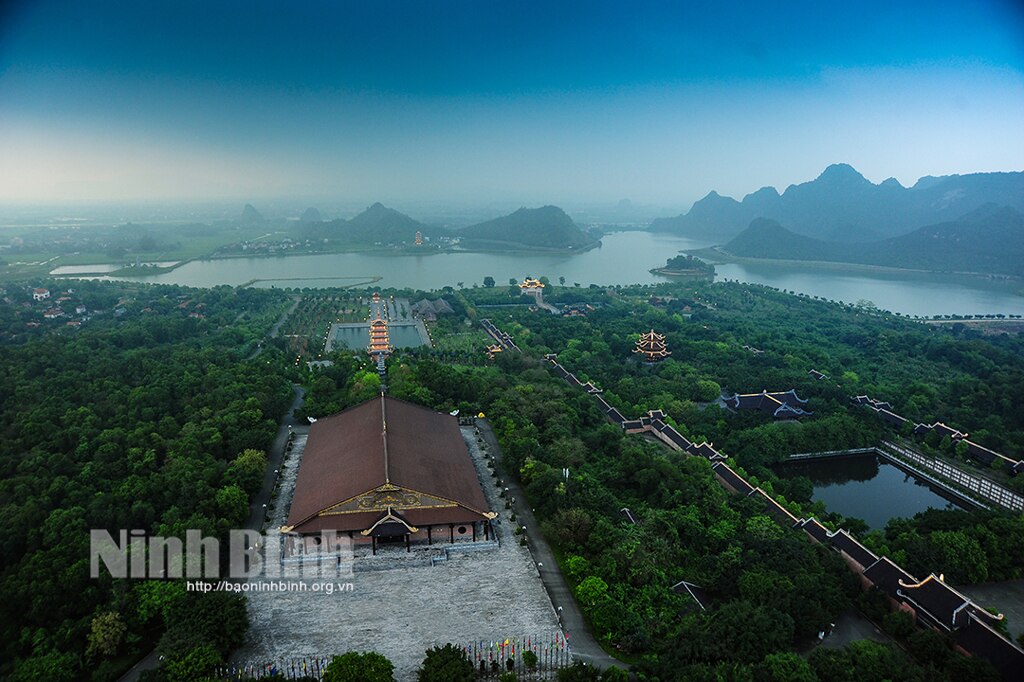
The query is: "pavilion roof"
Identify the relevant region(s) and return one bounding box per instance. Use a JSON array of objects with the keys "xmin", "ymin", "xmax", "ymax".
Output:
[{"xmin": 284, "ymin": 395, "xmax": 493, "ymax": 534}]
